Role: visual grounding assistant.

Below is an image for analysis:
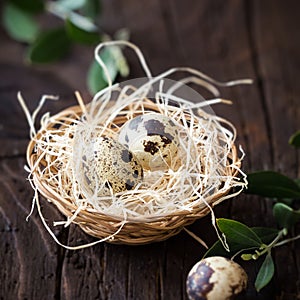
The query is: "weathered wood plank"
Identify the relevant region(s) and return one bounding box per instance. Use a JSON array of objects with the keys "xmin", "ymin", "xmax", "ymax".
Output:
[
  {"xmin": 60, "ymin": 237, "xmax": 105, "ymax": 299},
  {"xmin": 0, "ymin": 158, "xmax": 60, "ymax": 300},
  {"xmin": 0, "ymin": 0, "xmax": 299, "ymax": 299},
  {"xmin": 0, "ymin": 40, "xmax": 77, "ymax": 299},
  {"xmin": 250, "ymin": 0, "xmax": 300, "ymax": 297}
]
